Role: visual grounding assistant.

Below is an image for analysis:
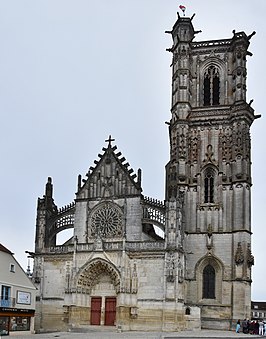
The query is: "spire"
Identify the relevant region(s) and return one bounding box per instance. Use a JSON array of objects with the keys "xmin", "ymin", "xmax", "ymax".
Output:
[{"xmin": 45, "ymin": 177, "xmax": 53, "ymax": 199}]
